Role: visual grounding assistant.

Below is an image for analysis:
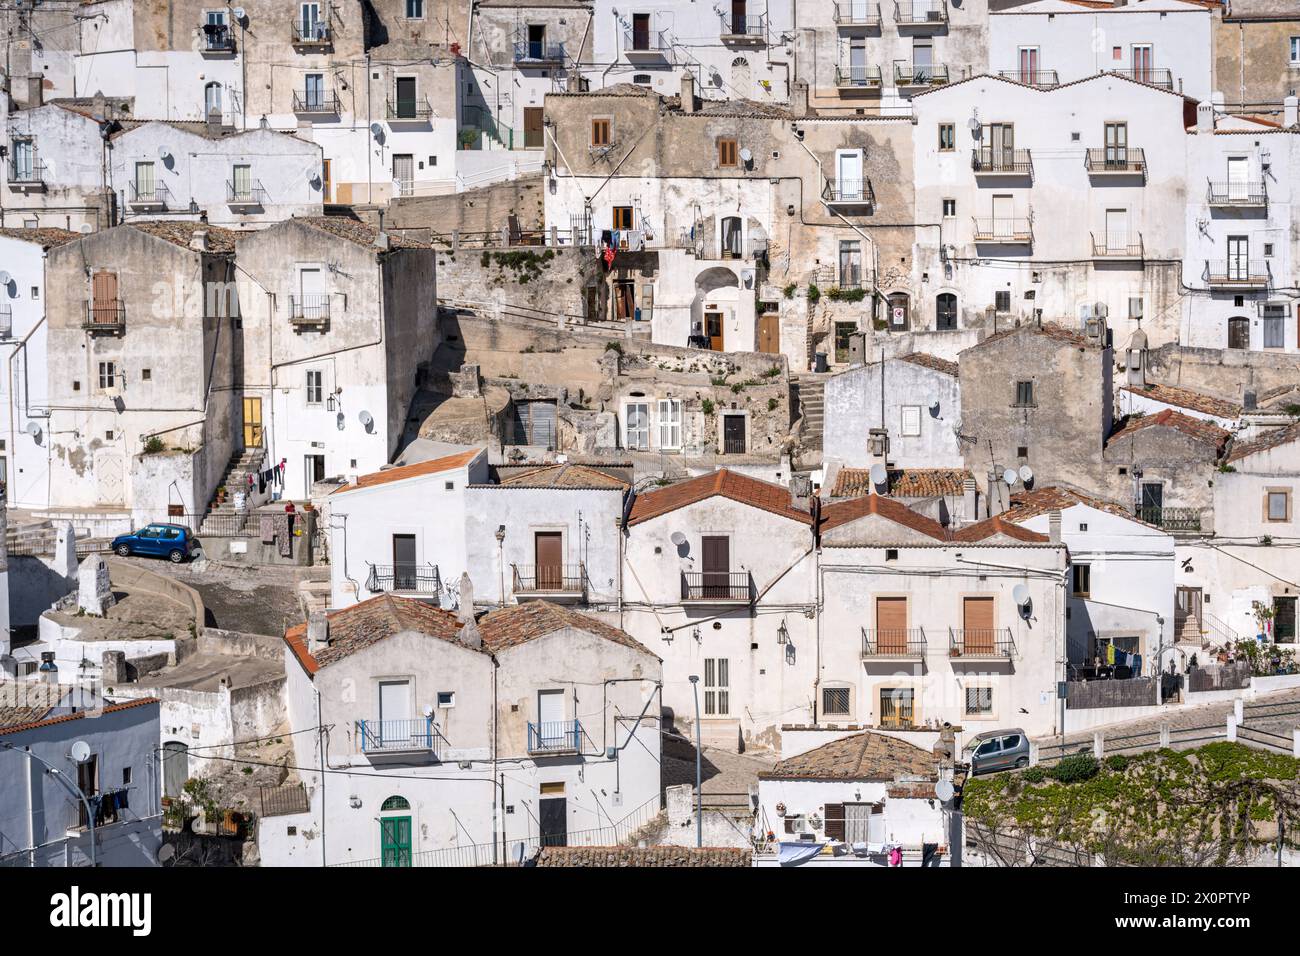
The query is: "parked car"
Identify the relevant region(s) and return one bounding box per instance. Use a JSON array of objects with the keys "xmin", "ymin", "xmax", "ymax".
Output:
[
  {"xmin": 111, "ymin": 523, "xmax": 198, "ymax": 563},
  {"xmin": 967, "ymin": 728, "xmax": 1030, "ymax": 775}
]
